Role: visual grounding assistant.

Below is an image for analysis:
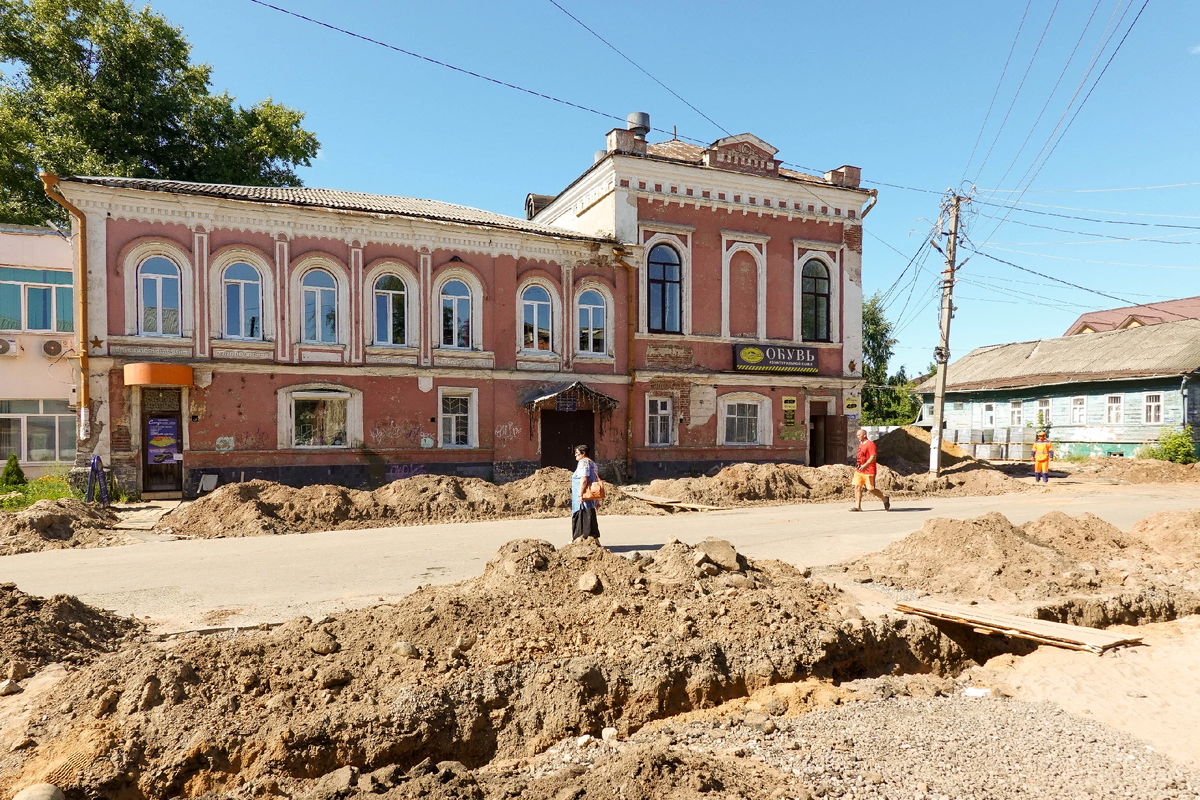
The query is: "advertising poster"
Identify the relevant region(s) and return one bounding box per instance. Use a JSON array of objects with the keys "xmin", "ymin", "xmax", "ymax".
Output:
[{"xmin": 147, "ymin": 417, "xmax": 179, "ymax": 465}]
